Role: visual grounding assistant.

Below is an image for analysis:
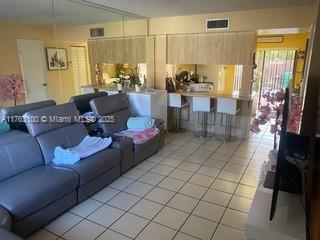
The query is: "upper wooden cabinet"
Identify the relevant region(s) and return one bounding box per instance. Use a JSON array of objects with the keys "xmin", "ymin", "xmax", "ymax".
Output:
[
  {"xmin": 88, "ymin": 36, "xmax": 146, "ymax": 64},
  {"xmin": 167, "ymin": 32, "xmax": 256, "ymax": 65}
]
